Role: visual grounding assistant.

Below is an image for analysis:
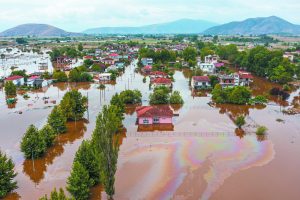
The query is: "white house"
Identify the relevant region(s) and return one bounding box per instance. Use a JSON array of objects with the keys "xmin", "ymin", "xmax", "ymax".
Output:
[
  {"xmin": 191, "ymin": 76, "xmax": 211, "ymax": 89},
  {"xmin": 205, "ymin": 55, "xmax": 218, "ymax": 64},
  {"xmin": 99, "ymin": 73, "xmax": 112, "ymax": 81},
  {"xmin": 198, "ymin": 63, "xmax": 216, "ymax": 74},
  {"xmin": 141, "ymin": 58, "xmax": 153, "ymax": 66},
  {"xmin": 4, "ymin": 75, "xmax": 25, "ymax": 86}
]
